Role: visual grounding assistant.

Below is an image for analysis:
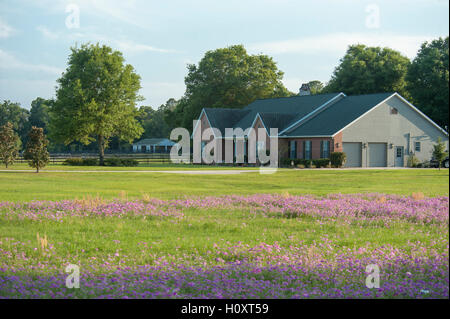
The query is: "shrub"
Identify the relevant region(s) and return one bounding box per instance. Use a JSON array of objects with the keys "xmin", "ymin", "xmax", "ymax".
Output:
[
  {"xmin": 104, "ymin": 157, "xmax": 122, "ymax": 166},
  {"xmin": 297, "ymin": 164, "xmax": 305, "ymax": 169},
  {"xmin": 104, "ymin": 157, "xmax": 139, "ymax": 167},
  {"xmin": 330, "ymin": 152, "xmax": 346, "ymax": 168},
  {"xmin": 280, "ymin": 158, "xmax": 312, "ymax": 168},
  {"xmin": 312, "ymin": 158, "xmax": 330, "ymax": 168},
  {"xmin": 63, "ymin": 158, "xmax": 83, "ymax": 165},
  {"xmin": 119, "ymin": 158, "xmax": 139, "ymax": 167},
  {"xmin": 63, "ymin": 158, "xmax": 98, "ymax": 166},
  {"xmin": 407, "ymin": 155, "xmax": 420, "ymax": 168},
  {"xmin": 82, "ymin": 158, "xmax": 99, "ymax": 166}
]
